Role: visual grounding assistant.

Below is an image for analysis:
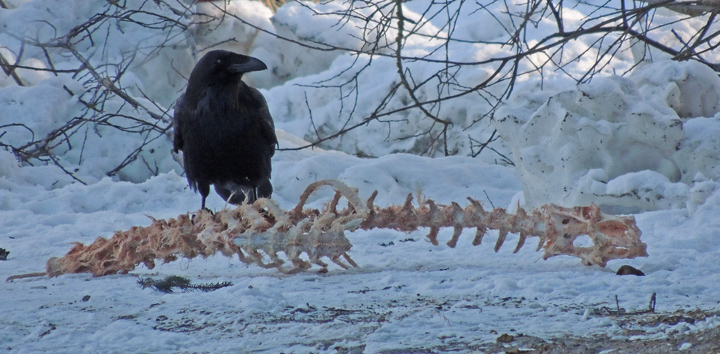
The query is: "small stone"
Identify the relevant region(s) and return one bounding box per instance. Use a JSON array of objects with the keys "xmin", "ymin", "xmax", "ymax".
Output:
[
  {"xmin": 497, "ymin": 333, "xmax": 515, "ymax": 343},
  {"xmin": 616, "ymin": 265, "xmax": 645, "ymax": 276}
]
